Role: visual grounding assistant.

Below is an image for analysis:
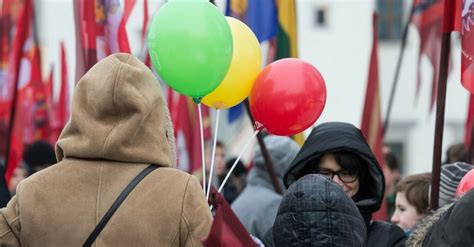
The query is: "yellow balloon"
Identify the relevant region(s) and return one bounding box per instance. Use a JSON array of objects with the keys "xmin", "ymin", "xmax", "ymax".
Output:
[{"xmin": 202, "ymin": 17, "xmax": 262, "ymax": 109}]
